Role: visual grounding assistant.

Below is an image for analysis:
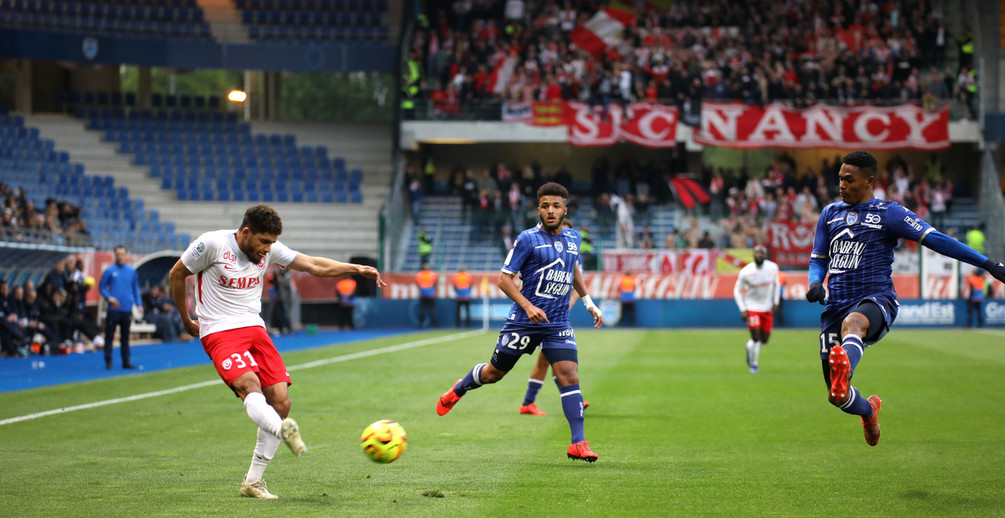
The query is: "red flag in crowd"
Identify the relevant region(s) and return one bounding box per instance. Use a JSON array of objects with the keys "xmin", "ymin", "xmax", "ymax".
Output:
[{"xmin": 569, "ymin": 7, "xmax": 635, "ymax": 58}]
